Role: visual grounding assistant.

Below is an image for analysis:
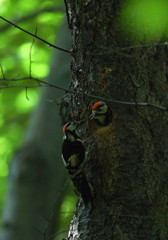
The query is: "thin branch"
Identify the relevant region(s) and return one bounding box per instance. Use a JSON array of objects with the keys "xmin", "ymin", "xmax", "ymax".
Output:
[
  {"xmin": 29, "ymin": 38, "xmax": 35, "ymax": 78},
  {"xmin": 0, "ymin": 77, "xmax": 167, "ymax": 110},
  {"xmin": 39, "ymin": 178, "xmax": 71, "ymax": 239},
  {"xmin": 35, "ymin": 227, "xmax": 47, "ymax": 240},
  {"xmin": 25, "ymin": 87, "xmax": 29, "ymax": 100},
  {"xmin": 0, "ymin": 16, "xmax": 72, "ymax": 54},
  {"xmin": 119, "ymin": 41, "xmax": 168, "ymax": 52},
  {"xmin": 0, "ymin": 6, "xmax": 65, "ymax": 32},
  {"xmin": 47, "ymin": 230, "xmax": 69, "ymax": 240},
  {"xmin": 0, "ymin": 64, "xmax": 6, "ymax": 79},
  {"xmin": 95, "ymin": 41, "xmax": 168, "ymax": 56},
  {"xmin": 59, "ymin": 211, "xmax": 75, "ymax": 214},
  {"xmin": 0, "ymin": 84, "xmax": 46, "ymax": 89},
  {"xmin": 0, "ymin": 77, "xmax": 71, "ymax": 92},
  {"xmin": 1, "ymin": 17, "xmax": 168, "ymax": 58},
  {"xmin": 81, "ymin": 92, "xmax": 167, "ymax": 110}
]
